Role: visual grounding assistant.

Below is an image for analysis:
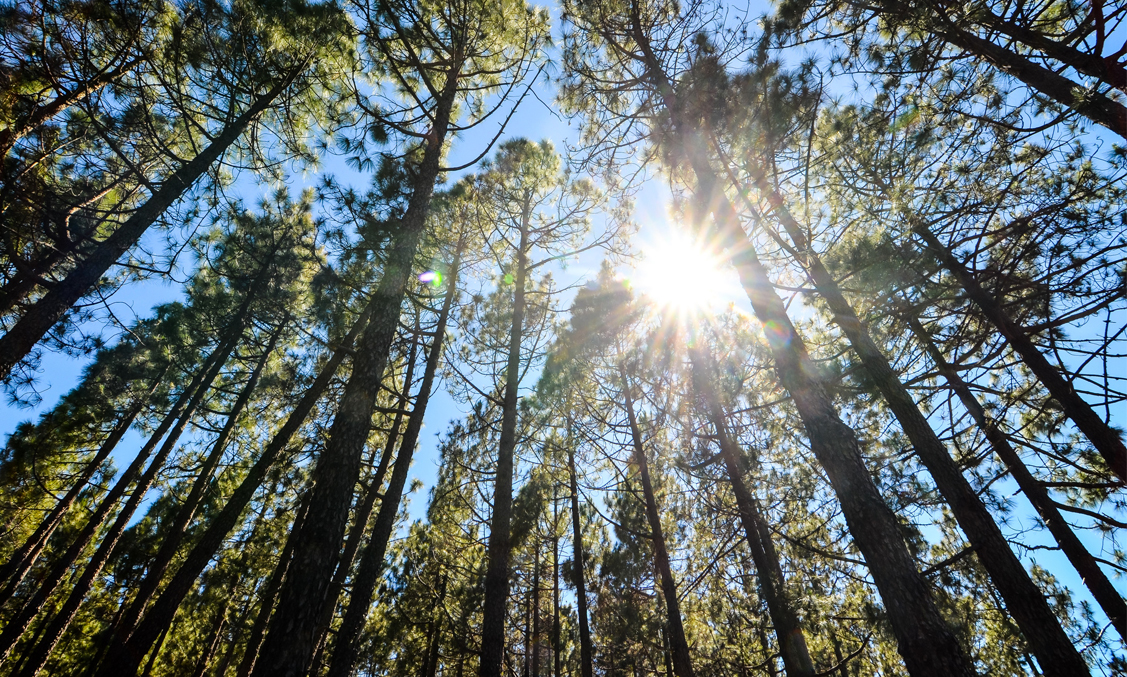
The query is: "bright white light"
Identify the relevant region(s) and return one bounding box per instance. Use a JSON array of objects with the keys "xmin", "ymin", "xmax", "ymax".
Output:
[{"xmin": 630, "ymin": 231, "xmax": 731, "ymax": 313}]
